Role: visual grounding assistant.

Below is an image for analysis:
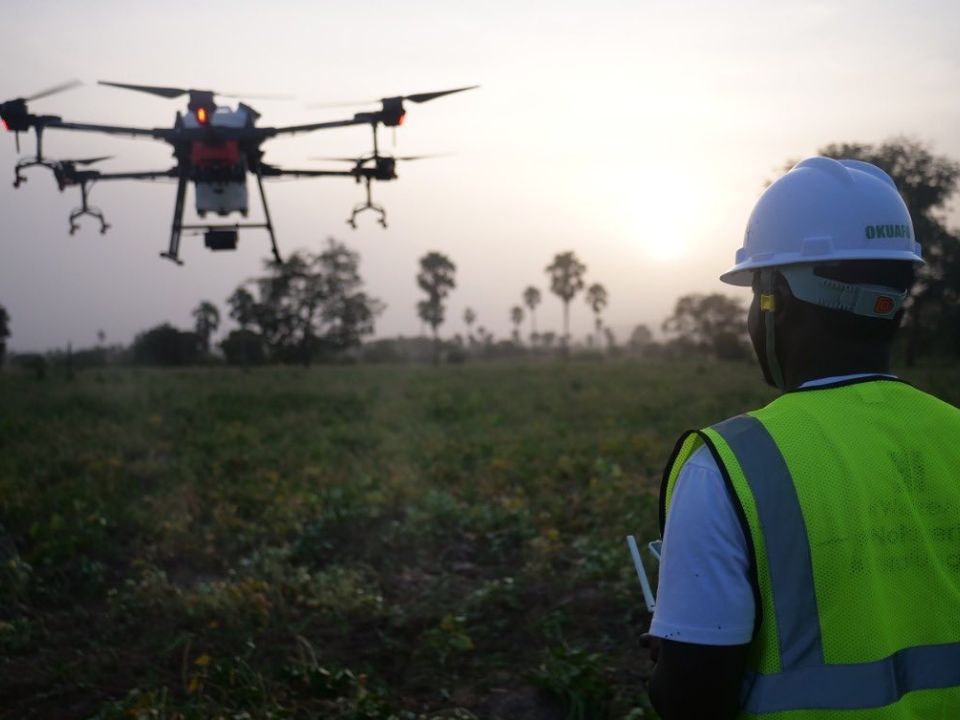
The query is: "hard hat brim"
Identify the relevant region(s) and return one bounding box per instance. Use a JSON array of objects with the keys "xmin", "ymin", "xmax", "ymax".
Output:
[{"xmin": 720, "ymin": 249, "xmax": 925, "ymax": 287}]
